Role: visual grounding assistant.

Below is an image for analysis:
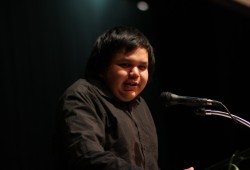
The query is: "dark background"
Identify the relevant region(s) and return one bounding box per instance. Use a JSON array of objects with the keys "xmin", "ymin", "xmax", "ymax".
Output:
[{"xmin": 2, "ymin": 0, "xmax": 250, "ymax": 170}]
